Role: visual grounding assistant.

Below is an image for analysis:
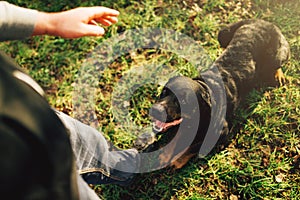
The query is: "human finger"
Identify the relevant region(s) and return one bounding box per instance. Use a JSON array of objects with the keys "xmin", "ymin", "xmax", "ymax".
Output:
[
  {"xmin": 93, "ymin": 16, "xmax": 118, "ymax": 26},
  {"xmin": 88, "ymin": 6, "xmax": 119, "ymax": 19}
]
